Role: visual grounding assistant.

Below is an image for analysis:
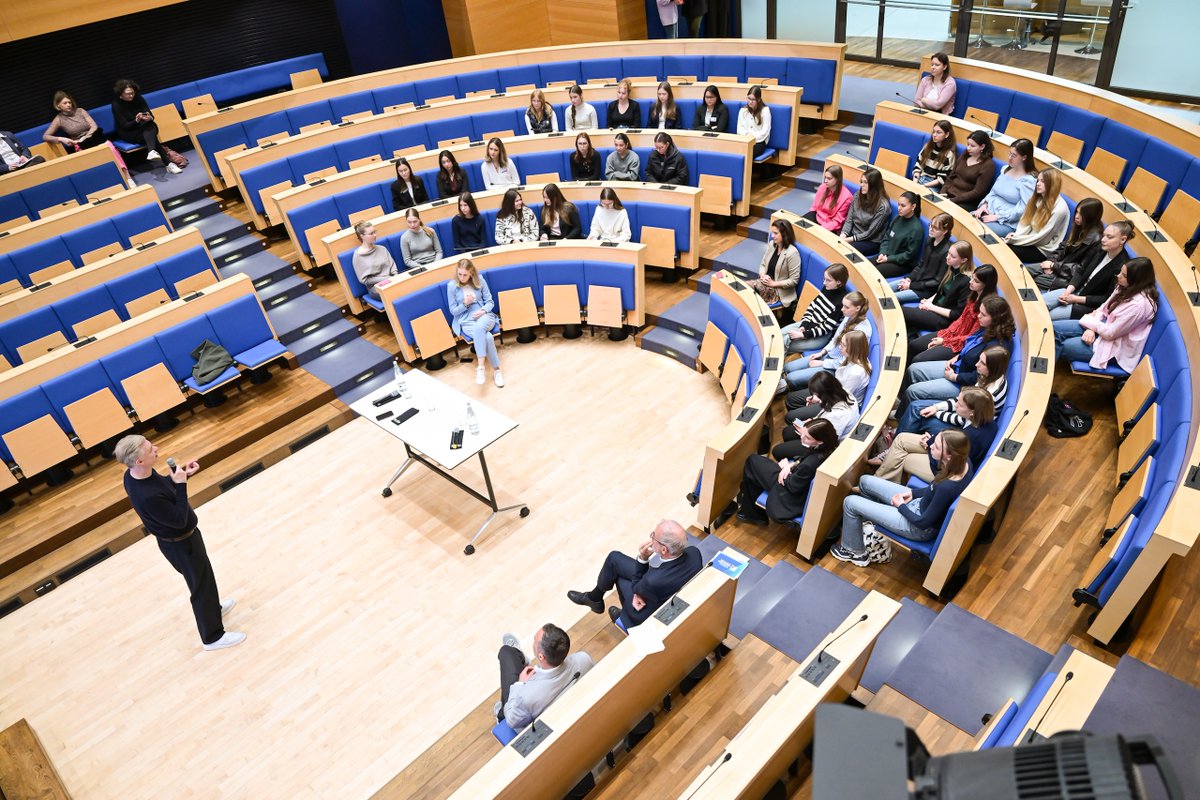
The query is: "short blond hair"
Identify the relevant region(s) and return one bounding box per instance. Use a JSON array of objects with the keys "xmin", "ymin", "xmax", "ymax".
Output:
[{"xmin": 114, "ymin": 435, "xmax": 147, "ymax": 468}]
